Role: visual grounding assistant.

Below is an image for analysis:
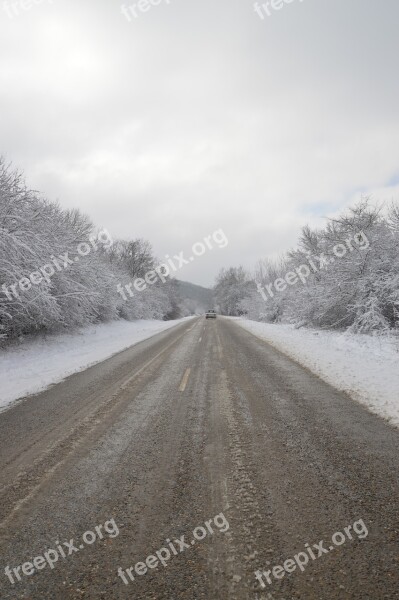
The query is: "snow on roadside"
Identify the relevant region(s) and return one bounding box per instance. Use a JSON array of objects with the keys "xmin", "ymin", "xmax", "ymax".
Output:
[
  {"xmin": 0, "ymin": 318, "xmax": 193, "ymax": 411},
  {"xmin": 235, "ymin": 318, "xmax": 399, "ymax": 427}
]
